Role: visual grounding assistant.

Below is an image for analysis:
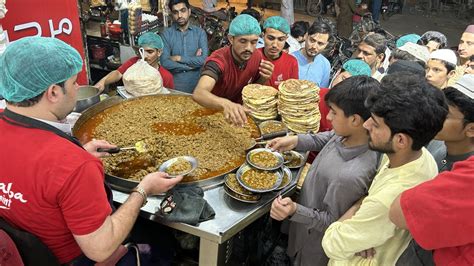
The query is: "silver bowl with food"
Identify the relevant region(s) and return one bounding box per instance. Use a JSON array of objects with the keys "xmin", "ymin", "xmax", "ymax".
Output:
[
  {"xmin": 158, "ymin": 156, "xmax": 198, "ymax": 177},
  {"xmin": 236, "ymin": 164, "xmax": 283, "ymax": 193},
  {"xmin": 246, "ymin": 148, "xmax": 284, "ymax": 171}
]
